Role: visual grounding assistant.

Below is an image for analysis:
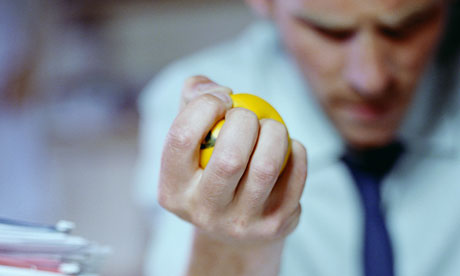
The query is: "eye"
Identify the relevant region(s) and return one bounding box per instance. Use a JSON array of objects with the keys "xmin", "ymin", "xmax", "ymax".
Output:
[
  {"xmin": 378, "ymin": 26, "xmax": 415, "ymax": 40},
  {"xmin": 311, "ymin": 25, "xmax": 355, "ymax": 42},
  {"xmin": 296, "ymin": 17, "xmax": 354, "ymax": 42}
]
